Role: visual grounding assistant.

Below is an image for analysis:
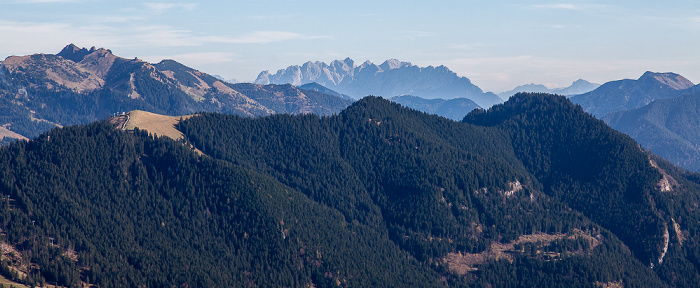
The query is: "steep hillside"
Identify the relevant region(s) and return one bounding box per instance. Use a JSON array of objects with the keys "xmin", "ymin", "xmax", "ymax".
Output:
[
  {"xmin": 2, "ymin": 94, "xmax": 700, "ymax": 286},
  {"xmin": 465, "ymin": 93, "xmax": 700, "ymax": 286},
  {"xmin": 0, "ymin": 123, "xmax": 444, "ymax": 287},
  {"xmin": 389, "ymin": 95, "xmax": 480, "ymax": 121},
  {"xmin": 604, "ymin": 91, "xmax": 700, "ymax": 172},
  {"xmin": 570, "ymin": 72, "xmax": 695, "ymax": 117},
  {"xmin": 179, "ymin": 96, "xmax": 681, "ymax": 286},
  {"xmin": 0, "ymin": 45, "xmax": 352, "ymax": 141},
  {"xmin": 255, "ymin": 58, "xmax": 503, "ymax": 108}
]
